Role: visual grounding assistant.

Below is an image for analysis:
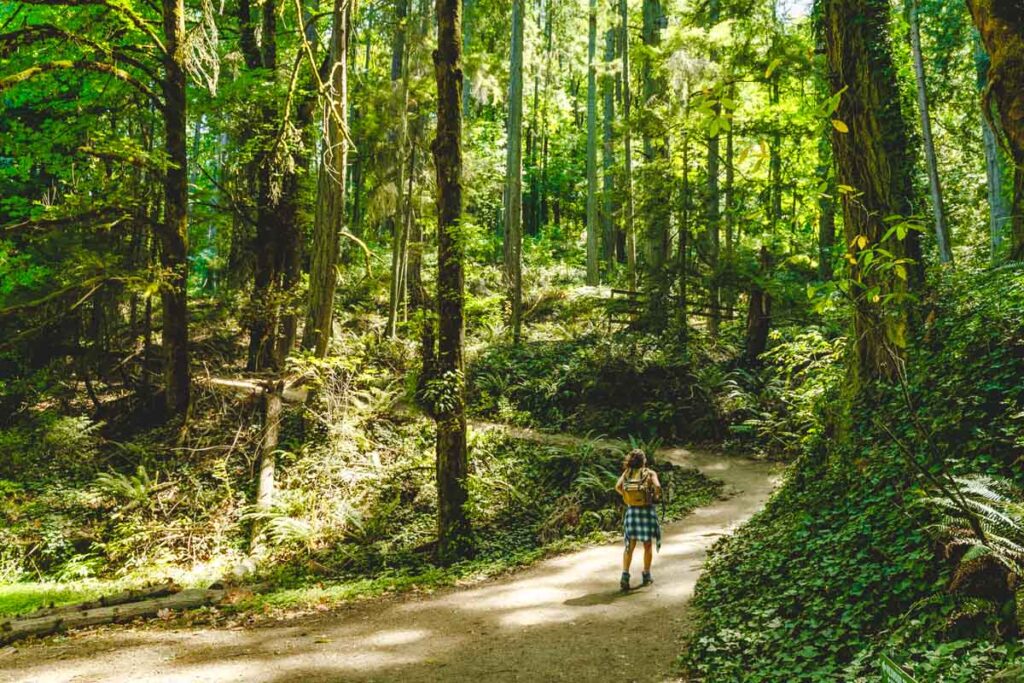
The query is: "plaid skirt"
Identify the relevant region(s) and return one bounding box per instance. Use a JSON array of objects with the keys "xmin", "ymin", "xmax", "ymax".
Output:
[{"xmin": 623, "ymin": 504, "xmax": 661, "ymax": 551}]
